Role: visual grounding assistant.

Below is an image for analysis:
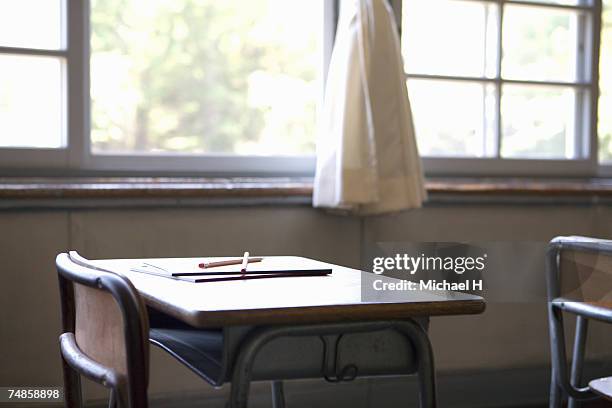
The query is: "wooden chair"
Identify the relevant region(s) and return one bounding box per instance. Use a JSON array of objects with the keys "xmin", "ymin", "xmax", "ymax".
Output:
[
  {"xmin": 56, "ymin": 252, "xmax": 284, "ymax": 408},
  {"xmin": 57, "ymin": 252, "xmax": 150, "ymax": 408},
  {"xmin": 547, "ymin": 236, "xmax": 612, "ymax": 407}
]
